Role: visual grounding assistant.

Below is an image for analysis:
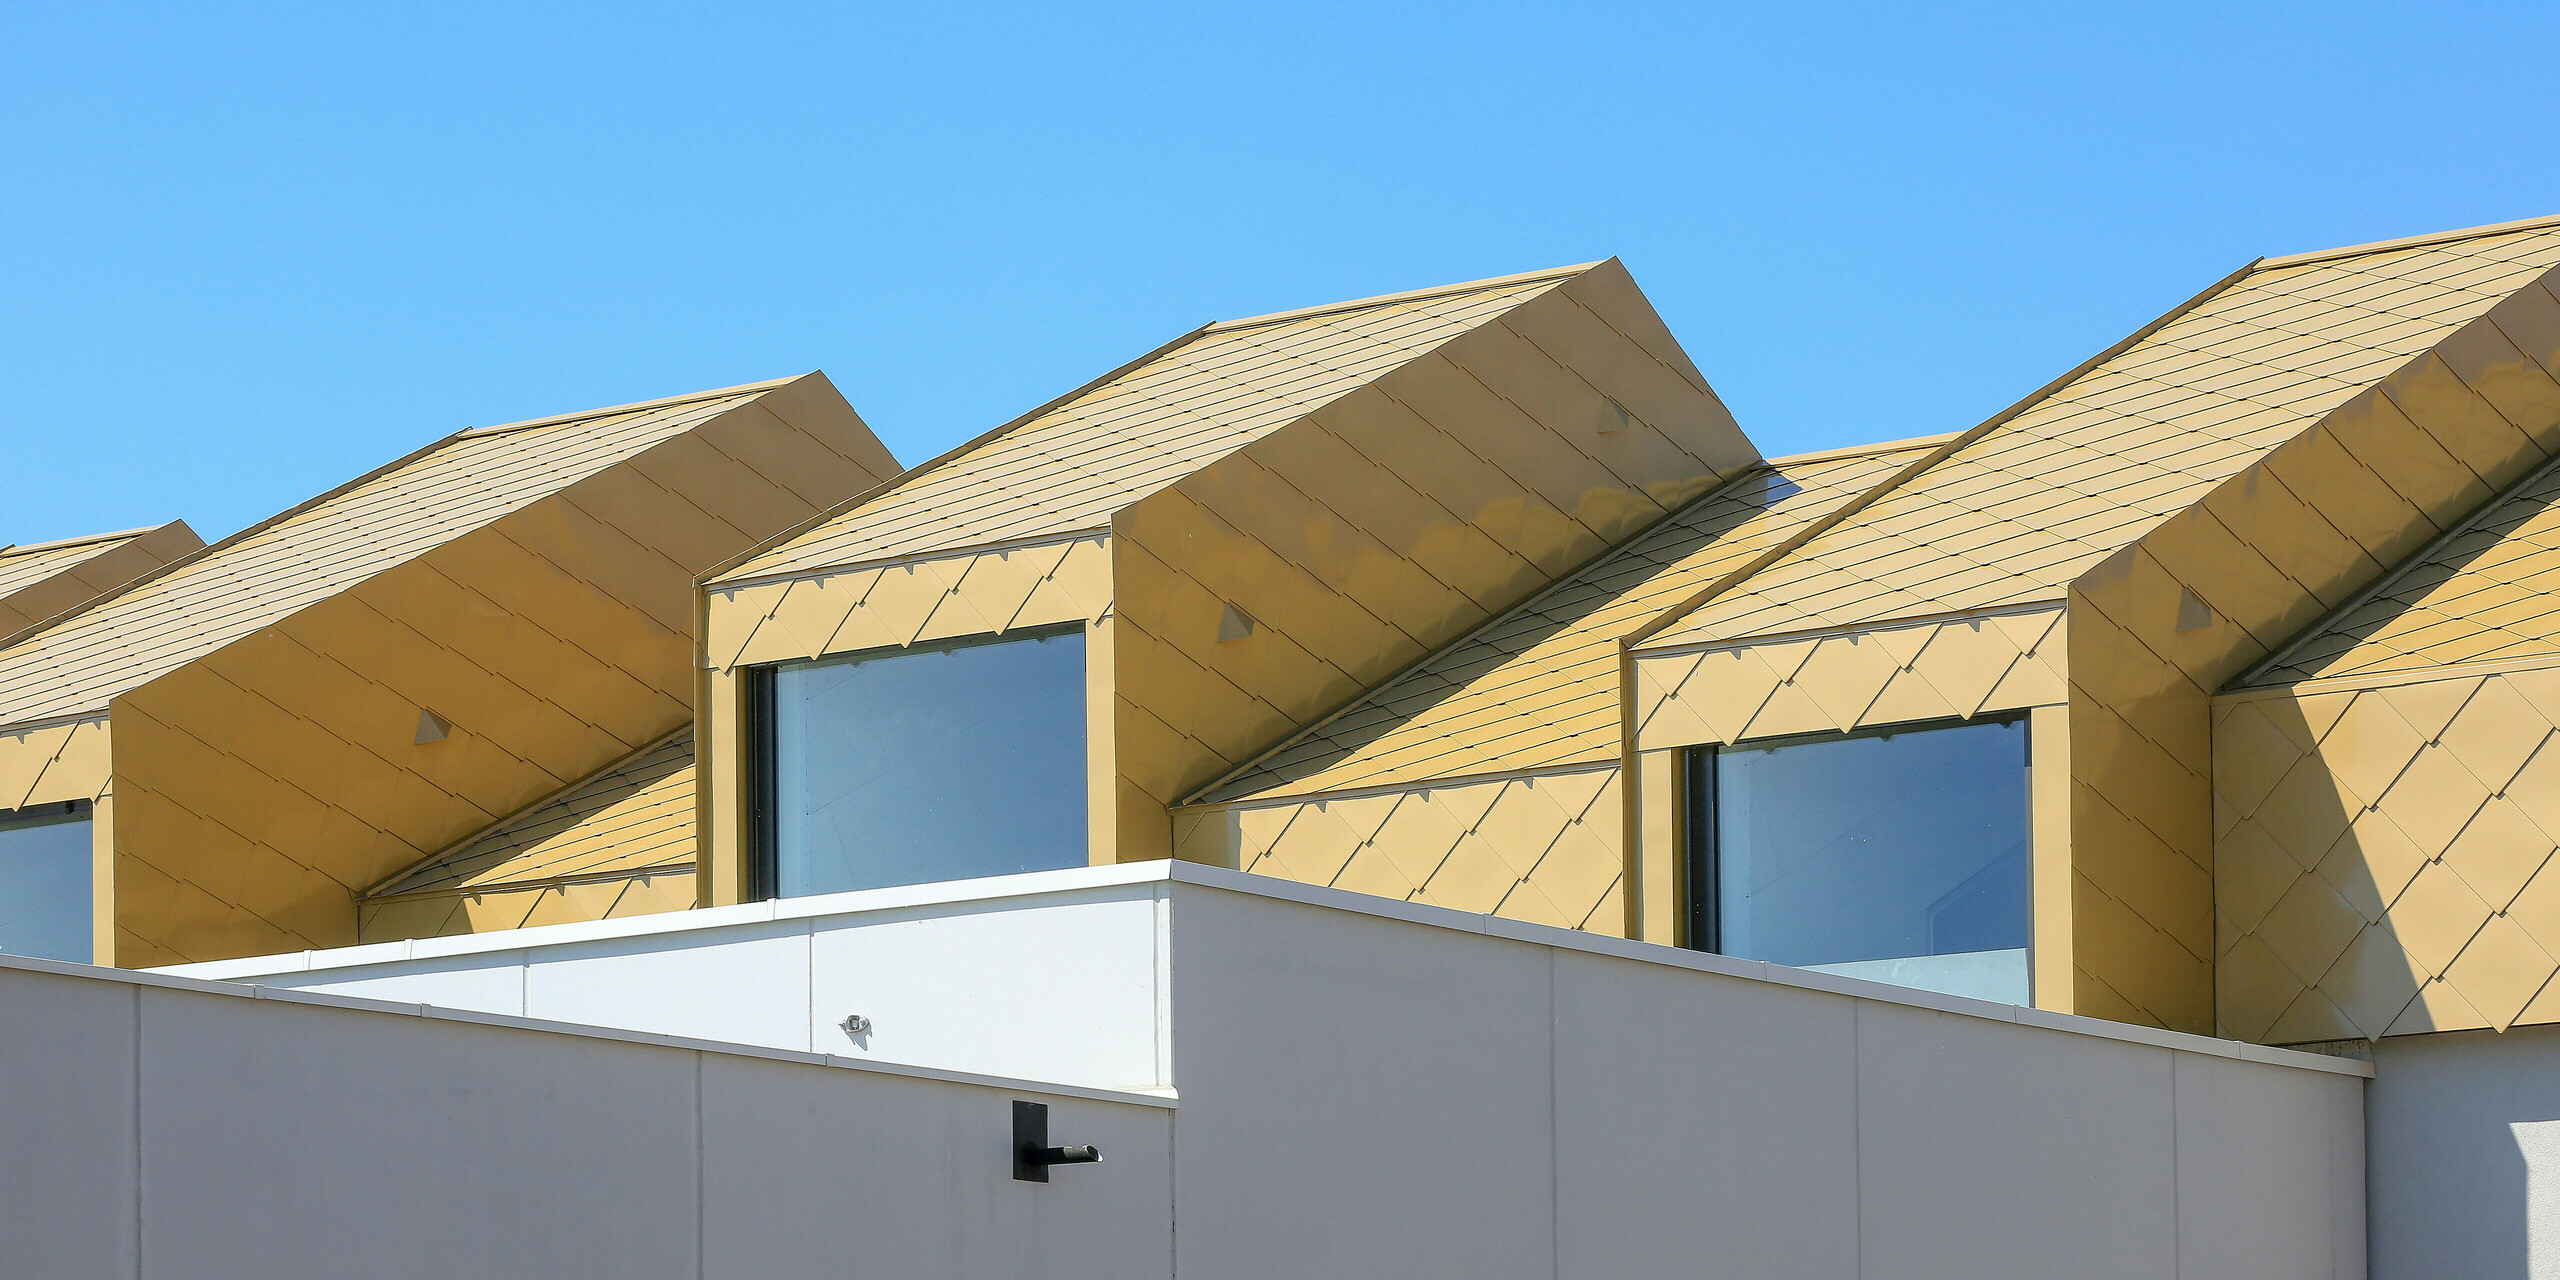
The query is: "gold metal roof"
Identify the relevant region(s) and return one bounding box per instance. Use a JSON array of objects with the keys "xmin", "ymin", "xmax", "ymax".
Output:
[
  {"xmin": 1645, "ymin": 221, "xmax": 2560, "ymax": 649},
  {"xmin": 0, "ymin": 379, "xmax": 794, "ymax": 728},
  {"xmin": 2245, "ymin": 452, "xmax": 2560, "ymax": 685},
  {"xmin": 1195, "ymin": 440, "xmax": 1934, "ymax": 803},
  {"xmin": 0, "ymin": 522, "xmax": 202, "ymax": 639},
  {"xmin": 366, "ymin": 729, "xmax": 694, "ymax": 899},
  {"xmin": 715, "ymin": 268, "xmax": 1598, "ymax": 583},
  {"xmin": 0, "ymin": 529, "xmax": 154, "ymax": 598}
]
